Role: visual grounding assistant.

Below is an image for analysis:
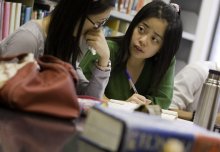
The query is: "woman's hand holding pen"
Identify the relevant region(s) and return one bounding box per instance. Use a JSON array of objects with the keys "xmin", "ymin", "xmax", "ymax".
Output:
[
  {"xmin": 85, "ymin": 29, "xmax": 110, "ymax": 67},
  {"xmin": 127, "ymin": 94, "xmax": 152, "ymax": 105}
]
